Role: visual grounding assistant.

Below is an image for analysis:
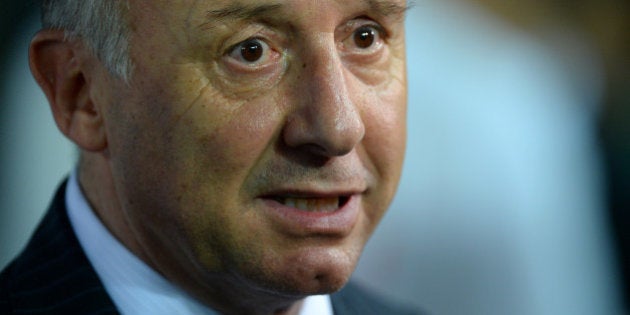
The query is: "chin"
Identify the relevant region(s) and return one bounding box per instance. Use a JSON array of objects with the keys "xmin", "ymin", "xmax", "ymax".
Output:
[
  {"xmin": 242, "ymin": 244, "xmax": 361, "ymax": 298},
  {"xmin": 292, "ymin": 262, "xmax": 353, "ymax": 295}
]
